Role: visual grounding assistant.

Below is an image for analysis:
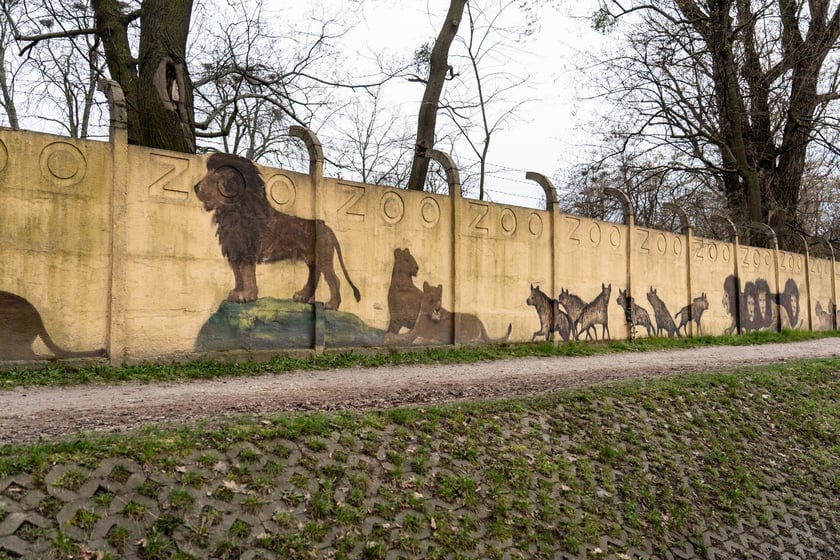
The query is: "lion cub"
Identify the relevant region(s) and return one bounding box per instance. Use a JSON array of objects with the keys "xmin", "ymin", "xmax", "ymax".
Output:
[{"xmin": 388, "ymin": 282, "xmax": 511, "ymax": 345}]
